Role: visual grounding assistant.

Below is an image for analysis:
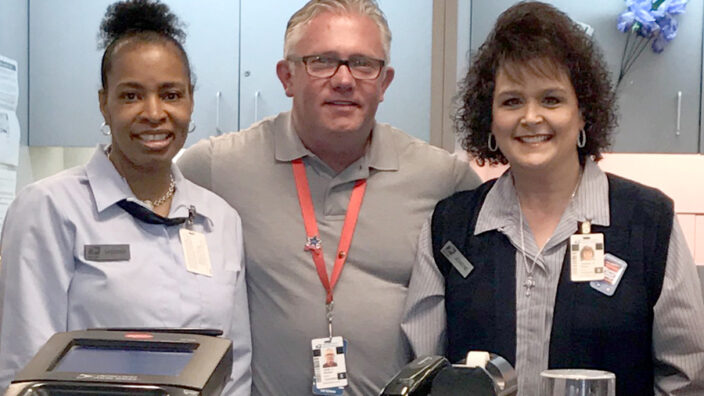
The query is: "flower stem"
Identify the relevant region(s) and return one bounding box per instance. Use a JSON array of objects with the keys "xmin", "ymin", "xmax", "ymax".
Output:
[
  {"xmin": 617, "ymin": 31, "xmax": 632, "ymax": 87},
  {"xmin": 625, "ymin": 36, "xmax": 651, "ymax": 74}
]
